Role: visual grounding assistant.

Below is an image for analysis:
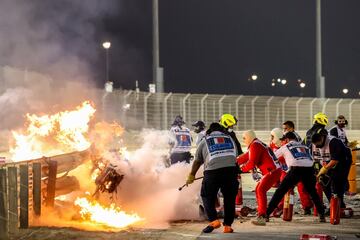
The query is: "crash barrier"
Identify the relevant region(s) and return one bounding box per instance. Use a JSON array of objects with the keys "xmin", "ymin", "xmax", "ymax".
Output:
[
  {"xmin": 349, "ymin": 148, "xmax": 359, "ymax": 194},
  {"xmin": 103, "ymin": 90, "xmax": 360, "ymax": 131},
  {"xmin": 0, "ymin": 163, "xmax": 42, "ymax": 239},
  {"xmin": 0, "ymin": 149, "xmax": 89, "ymax": 239}
]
